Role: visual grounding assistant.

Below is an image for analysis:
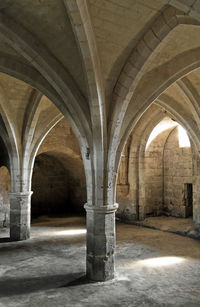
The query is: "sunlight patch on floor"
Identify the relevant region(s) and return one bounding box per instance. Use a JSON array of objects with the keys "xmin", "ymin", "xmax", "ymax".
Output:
[
  {"xmin": 125, "ymin": 256, "xmax": 185, "ymax": 269},
  {"xmin": 33, "ymin": 228, "xmax": 87, "ymax": 237},
  {"xmin": 57, "ymin": 229, "xmax": 86, "ymax": 236}
]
